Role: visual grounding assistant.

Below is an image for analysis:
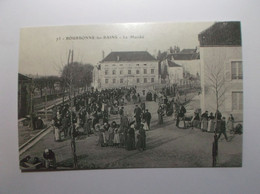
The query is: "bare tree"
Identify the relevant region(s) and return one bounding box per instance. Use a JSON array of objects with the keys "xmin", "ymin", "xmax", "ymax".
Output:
[
  {"xmin": 67, "ymin": 49, "xmax": 78, "ymax": 169},
  {"xmin": 205, "ymin": 63, "xmax": 226, "ymax": 112}
]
